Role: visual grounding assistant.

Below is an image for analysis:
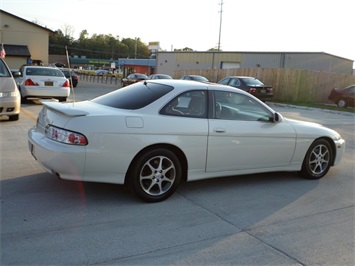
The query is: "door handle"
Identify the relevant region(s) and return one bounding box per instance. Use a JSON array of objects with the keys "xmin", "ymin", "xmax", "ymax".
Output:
[{"xmin": 213, "ymin": 128, "xmax": 226, "ymax": 133}]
